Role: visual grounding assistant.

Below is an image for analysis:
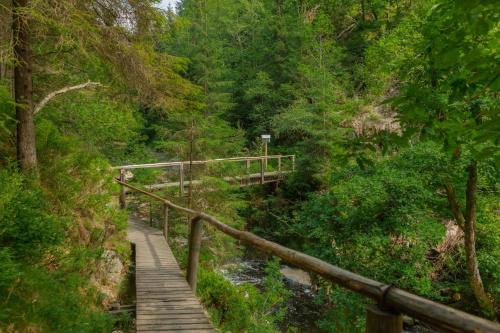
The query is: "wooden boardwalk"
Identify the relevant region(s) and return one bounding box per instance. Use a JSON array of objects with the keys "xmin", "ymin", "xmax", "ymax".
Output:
[{"xmin": 127, "ymin": 218, "xmax": 215, "ymax": 332}]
